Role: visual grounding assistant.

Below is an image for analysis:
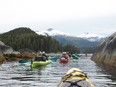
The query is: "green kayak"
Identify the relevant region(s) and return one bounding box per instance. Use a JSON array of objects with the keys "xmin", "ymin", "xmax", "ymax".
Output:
[{"xmin": 31, "ymin": 60, "xmax": 51, "ymax": 68}]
